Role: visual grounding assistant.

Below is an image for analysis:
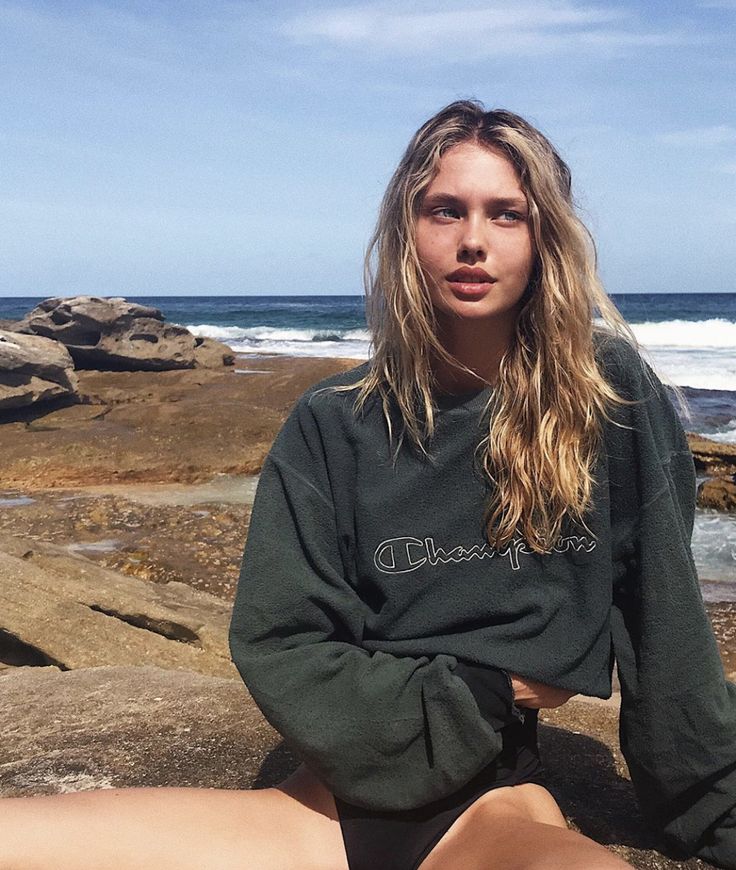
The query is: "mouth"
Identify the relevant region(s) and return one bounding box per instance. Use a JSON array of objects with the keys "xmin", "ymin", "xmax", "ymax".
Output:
[
  {"xmin": 445, "ymin": 268, "xmax": 496, "ymax": 299},
  {"xmin": 445, "ymin": 268, "xmax": 495, "ymax": 284}
]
